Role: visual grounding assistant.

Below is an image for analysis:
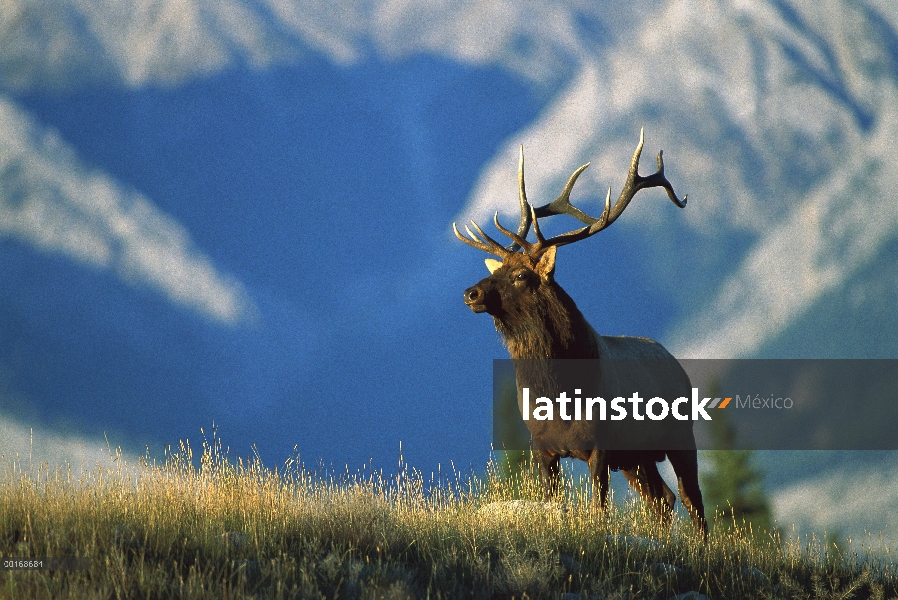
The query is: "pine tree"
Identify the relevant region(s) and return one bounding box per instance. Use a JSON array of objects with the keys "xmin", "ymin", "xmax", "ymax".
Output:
[{"xmin": 701, "ymin": 392, "xmax": 774, "ymax": 535}]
